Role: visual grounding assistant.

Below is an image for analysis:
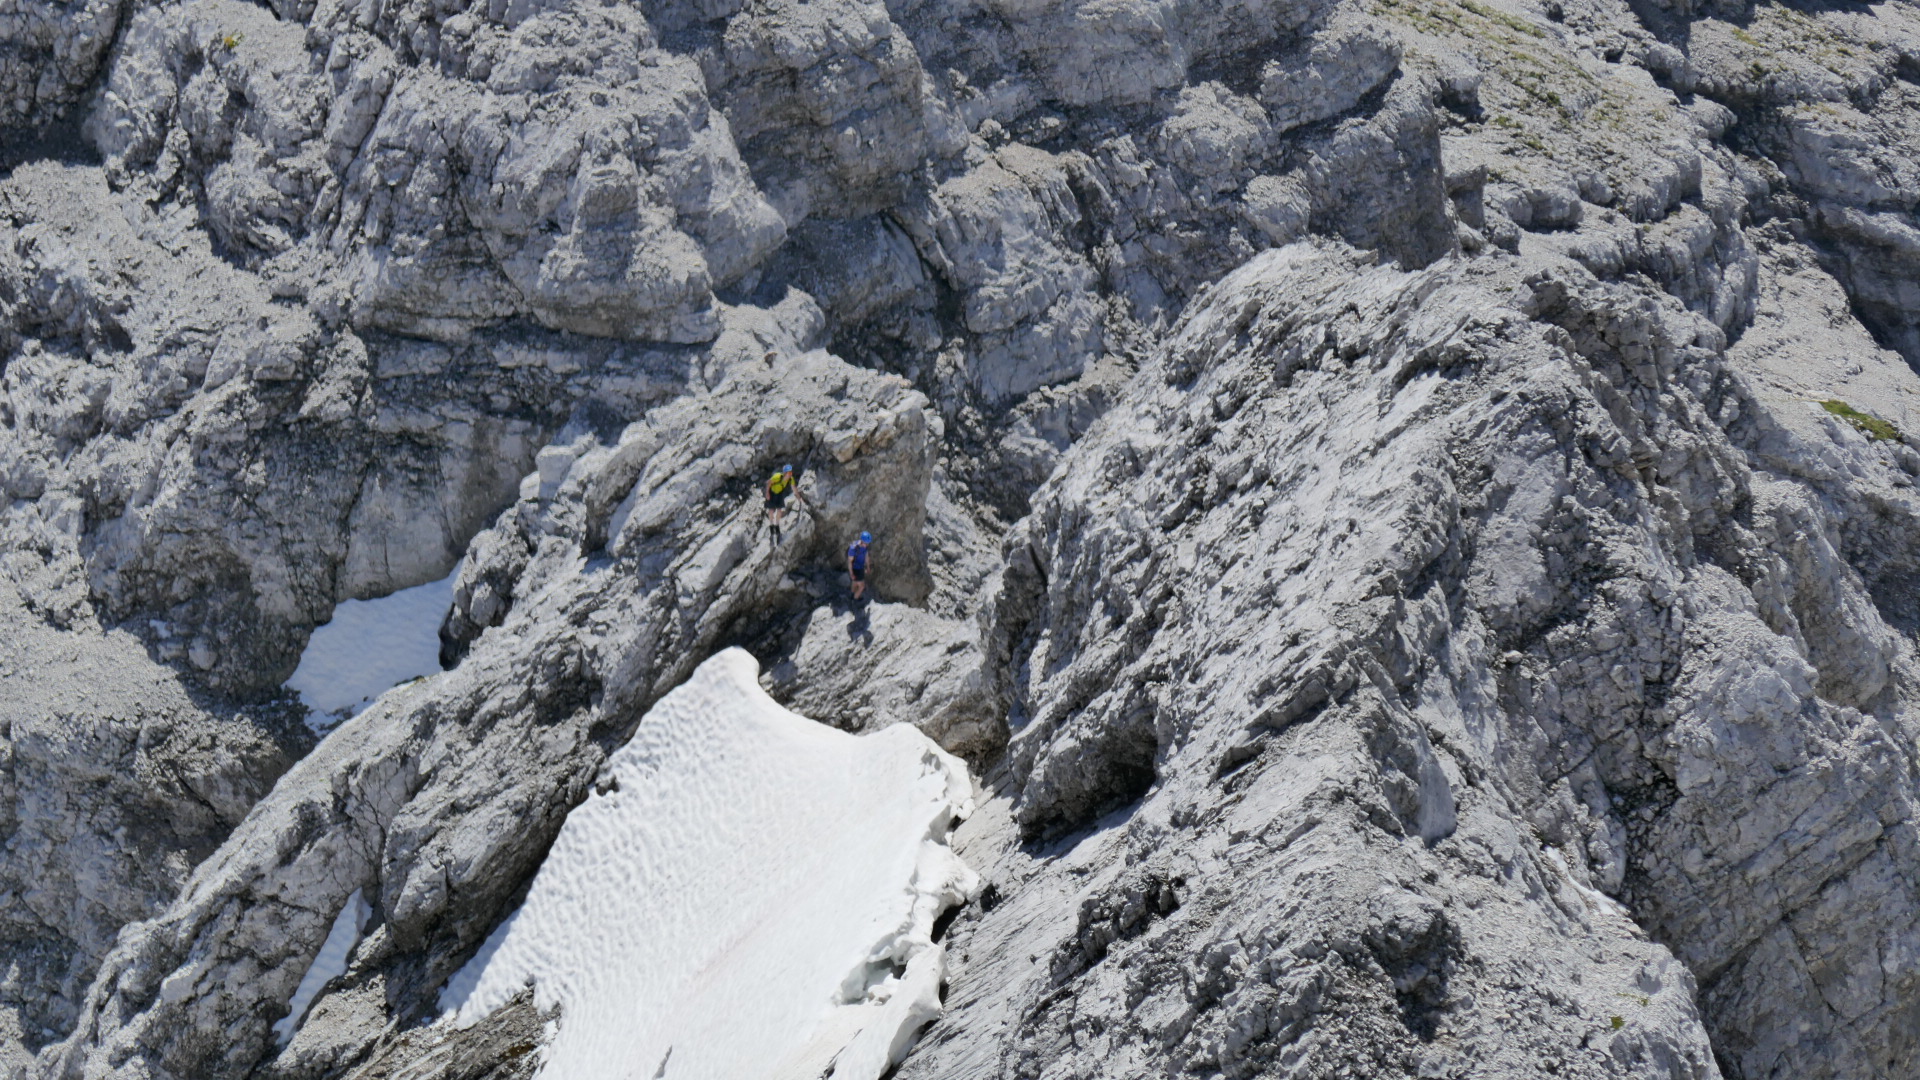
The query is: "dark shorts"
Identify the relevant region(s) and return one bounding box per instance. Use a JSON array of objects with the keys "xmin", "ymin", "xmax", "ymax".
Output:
[
  {"xmin": 850, "ymin": 565, "xmax": 866, "ymax": 582},
  {"xmin": 765, "ymin": 490, "xmax": 788, "ymax": 510}
]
